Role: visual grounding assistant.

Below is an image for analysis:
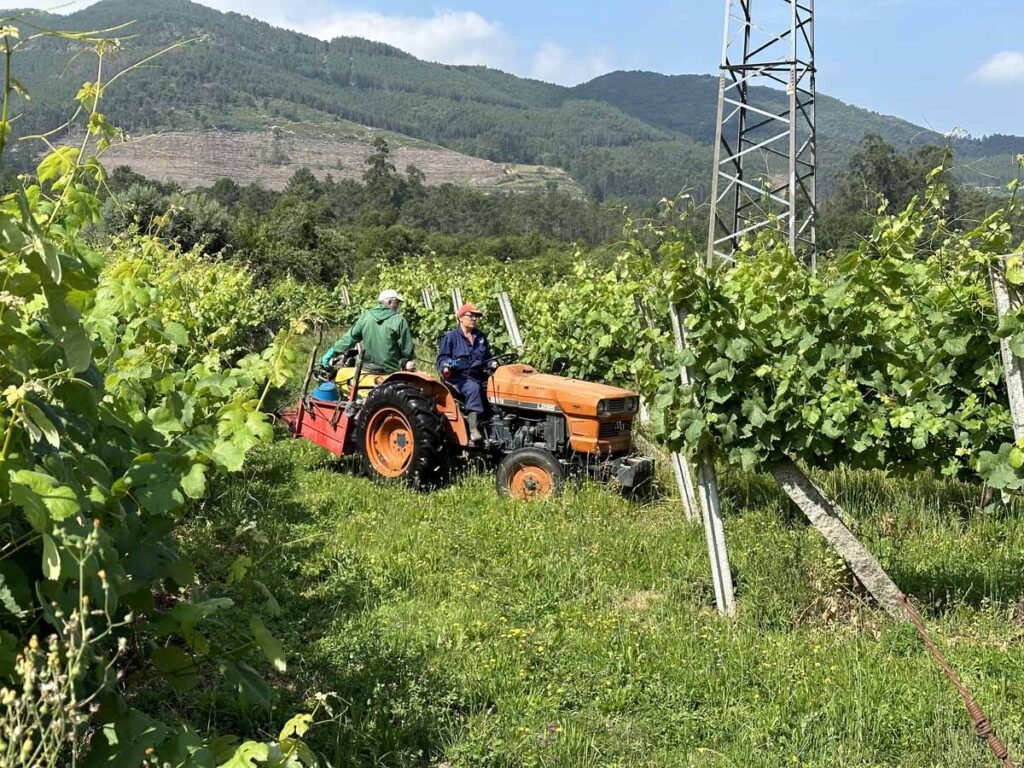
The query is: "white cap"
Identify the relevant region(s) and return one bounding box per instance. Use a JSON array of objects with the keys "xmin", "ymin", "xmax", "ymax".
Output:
[{"xmin": 378, "ymin": 289, "xmax": 404, "ymax": 304}]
